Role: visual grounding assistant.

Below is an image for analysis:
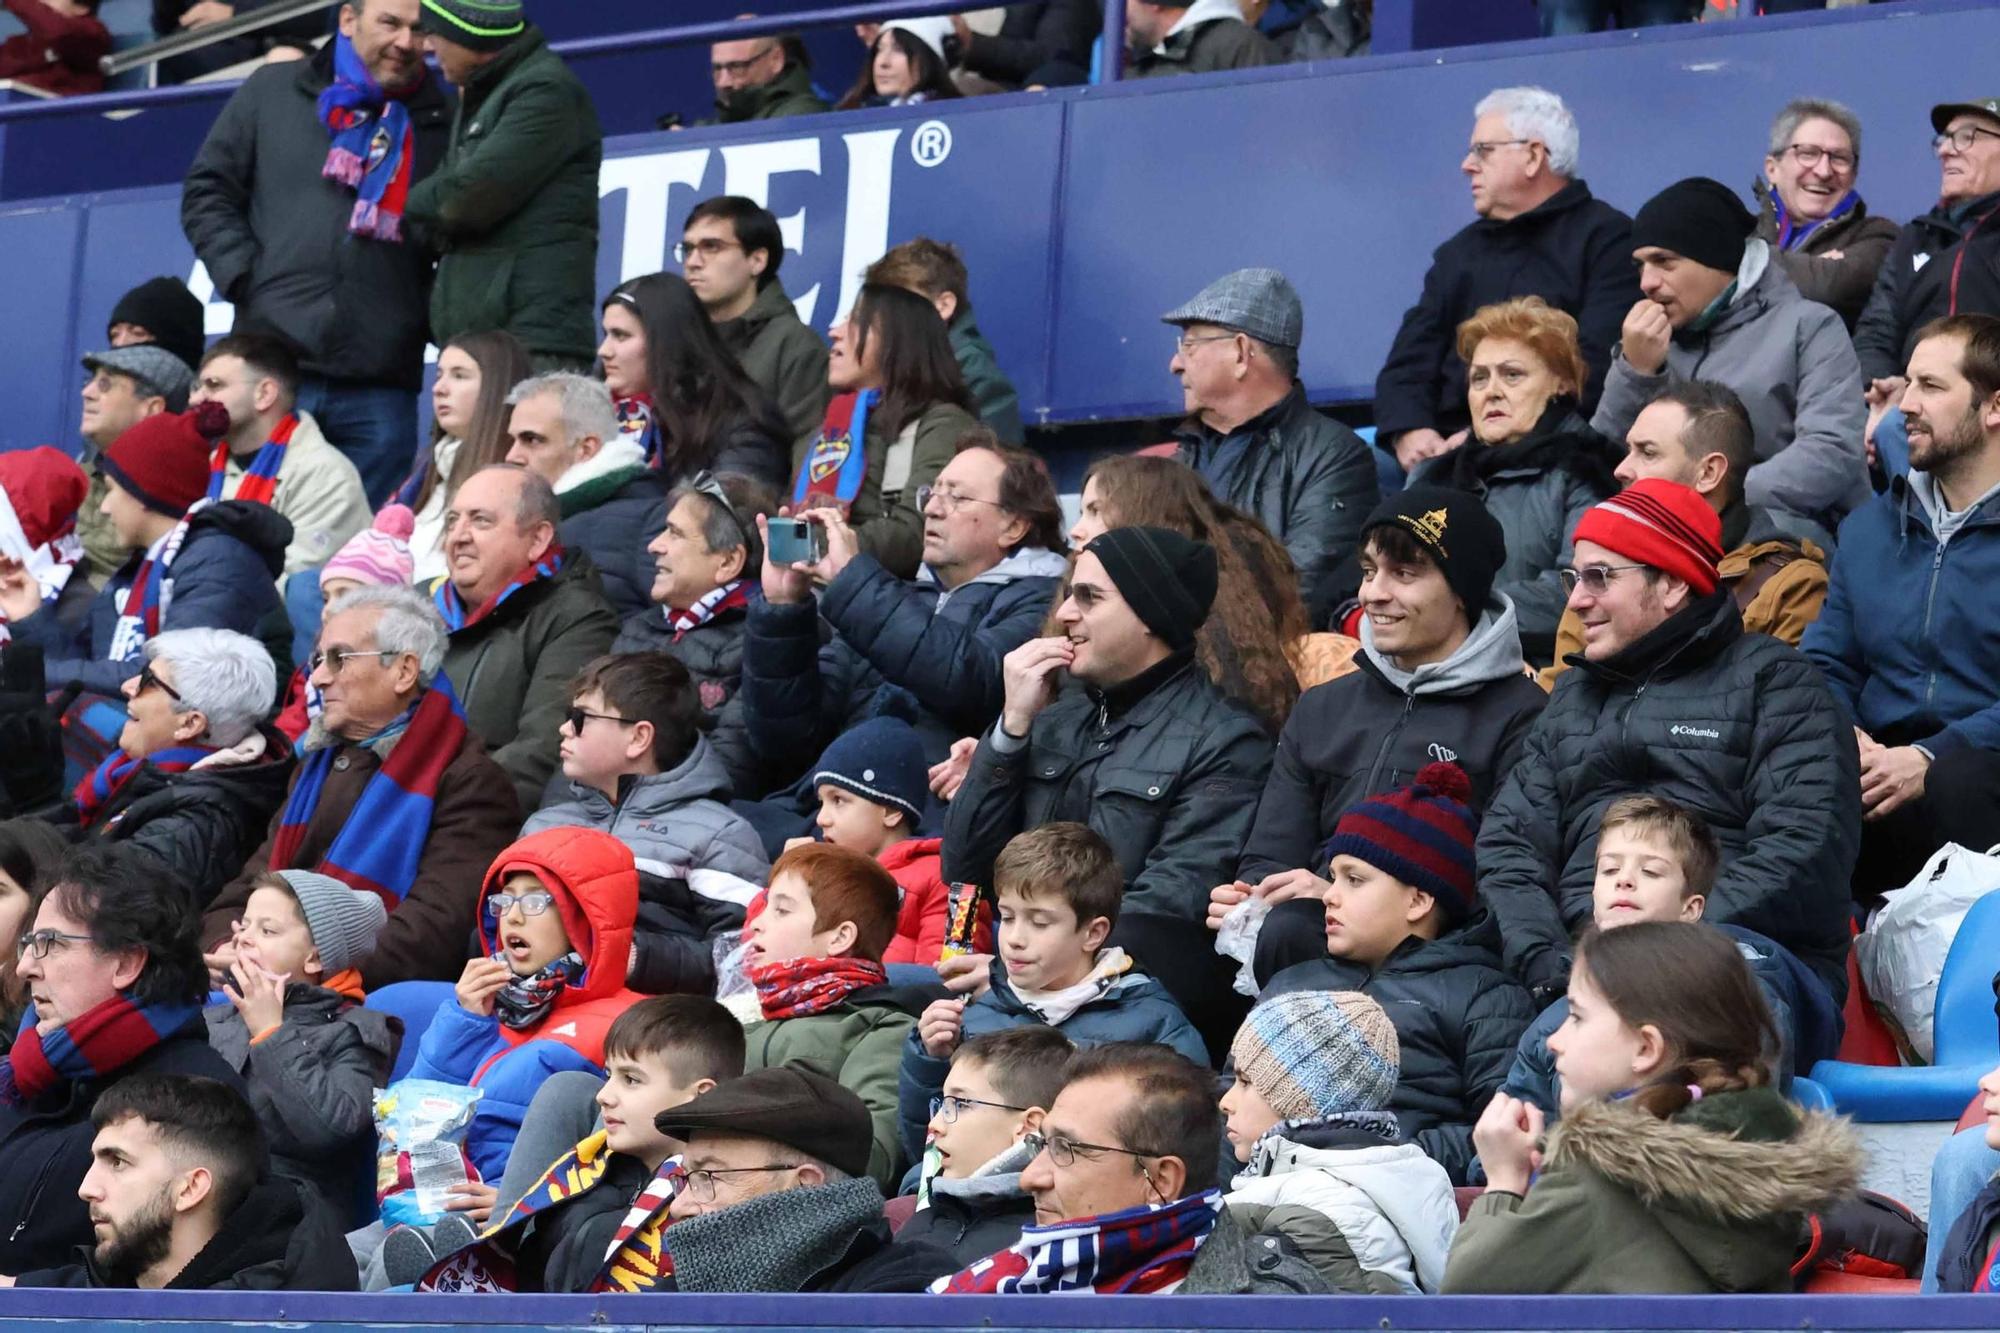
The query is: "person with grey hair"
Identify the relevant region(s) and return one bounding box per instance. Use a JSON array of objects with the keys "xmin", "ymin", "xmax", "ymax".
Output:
[
  {"xmin": 198, "ymin": 582, "xmax": 521, "ymax": 988},
  {"xmin": 64, "ymin": 628, "xmax": 293, "ymax": 908},
  {"xmin": 504, "ymin": 371, "xmax": 669, "ymax": 619},
  {"xmin": 1534, "ymin": 0, "xmax": 1697, "ymax": 36},
  {"xmin": 1374, "ymin": 86, "xmax": 1637, "ymax": 481},
  {"xmin": 1752, "ymin": 97, "xmax": 1900, "ymax": 330}
]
